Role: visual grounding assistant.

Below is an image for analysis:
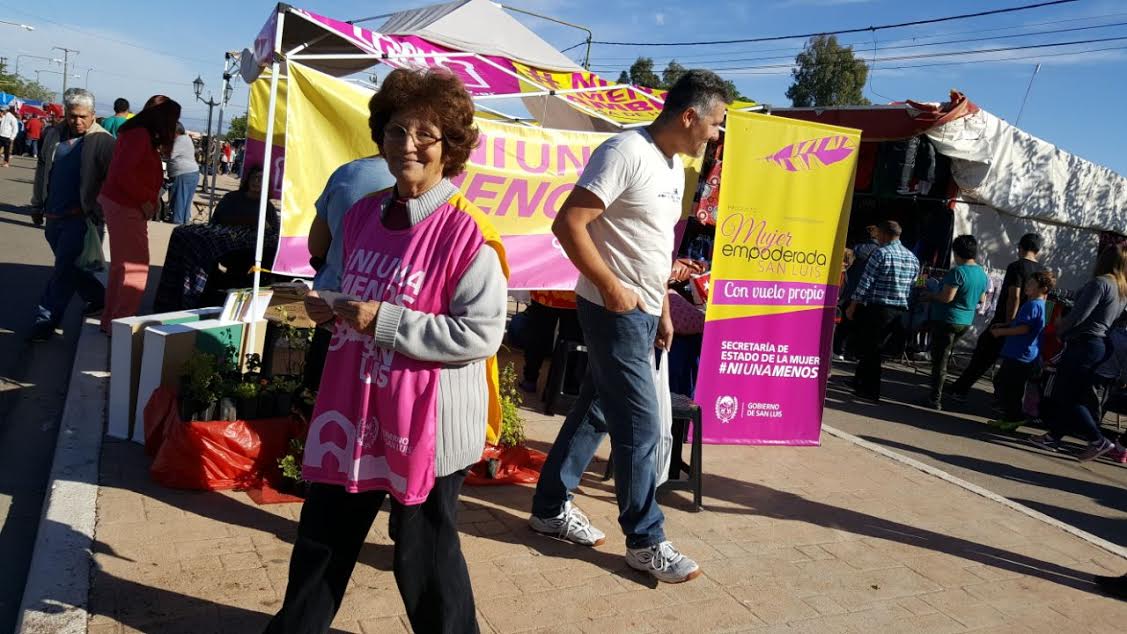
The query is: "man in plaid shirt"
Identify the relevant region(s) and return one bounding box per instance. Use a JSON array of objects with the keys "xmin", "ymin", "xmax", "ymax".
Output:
[{"xmin": 845, "ymin": 221, "xmax": 921, "ymax": 401}]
